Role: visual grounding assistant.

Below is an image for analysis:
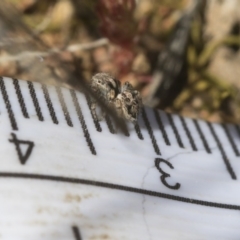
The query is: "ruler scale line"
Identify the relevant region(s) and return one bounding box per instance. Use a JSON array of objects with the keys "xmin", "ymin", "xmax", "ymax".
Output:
[
  {"xmin": 12, "ymin": 78, "xmax": 29, "ymax": 118},
  {"xmin": 0, "ymin": 171, "xmax": 239, "ymax": 210},
  {"xmin": 207, "ymin": 122, "xmax": 237, "ymax": 180},
  {"xmin": 134, "ymin": 122, "xmax": 144, "ymax": 140},
  {"xmin": 105, "ymin": 115, "xmax": 116, "ymax": 134},
  {"xmin": 70, "ymin": 89, "xmax": 96, "ymax": 155},
  {"xmin": 167, "ymin": 113, "xmax": 184, "ymax": 148},
  {"xmin": 221, "ymin": 124, "xmax": 240, "ymax": 157},
  {"xmin": 179, "ymin": 116, "xmax": 197, "ymax": 151},
  {"xmin": 235, "ymin": 124, "xmax": 240, "ymax": 137},
  {"xmin": 85, "ymin": 94, "xmax": 102, "ymax": 132},
  {"xmin": 192, "ymin": 119, "xmax": 211, "ymax": 153},
  {"xmin": 28, "ymin": 81, "xmax": 44, "ymax": 121},
  {"xmin": 42, "ymin": 84, "xmax": 59, "ymax": 124},
  {"xmin": 154, "ymin": 110, "xmax": 170, "ymax": 145},
  {"xmin": 72, "ymin": 226, "xmax": 82, "ymax": 240},
  {"xmin": 142, "ymin": 108, "xmax": 161, "ymax": 155},
  {"xmin": 0, "ymin": 77, "xmax": 18, "ymax": 130},
  {"xmin": 55, "ymin": 86, "xmax": 73, "ymax": 127}
]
